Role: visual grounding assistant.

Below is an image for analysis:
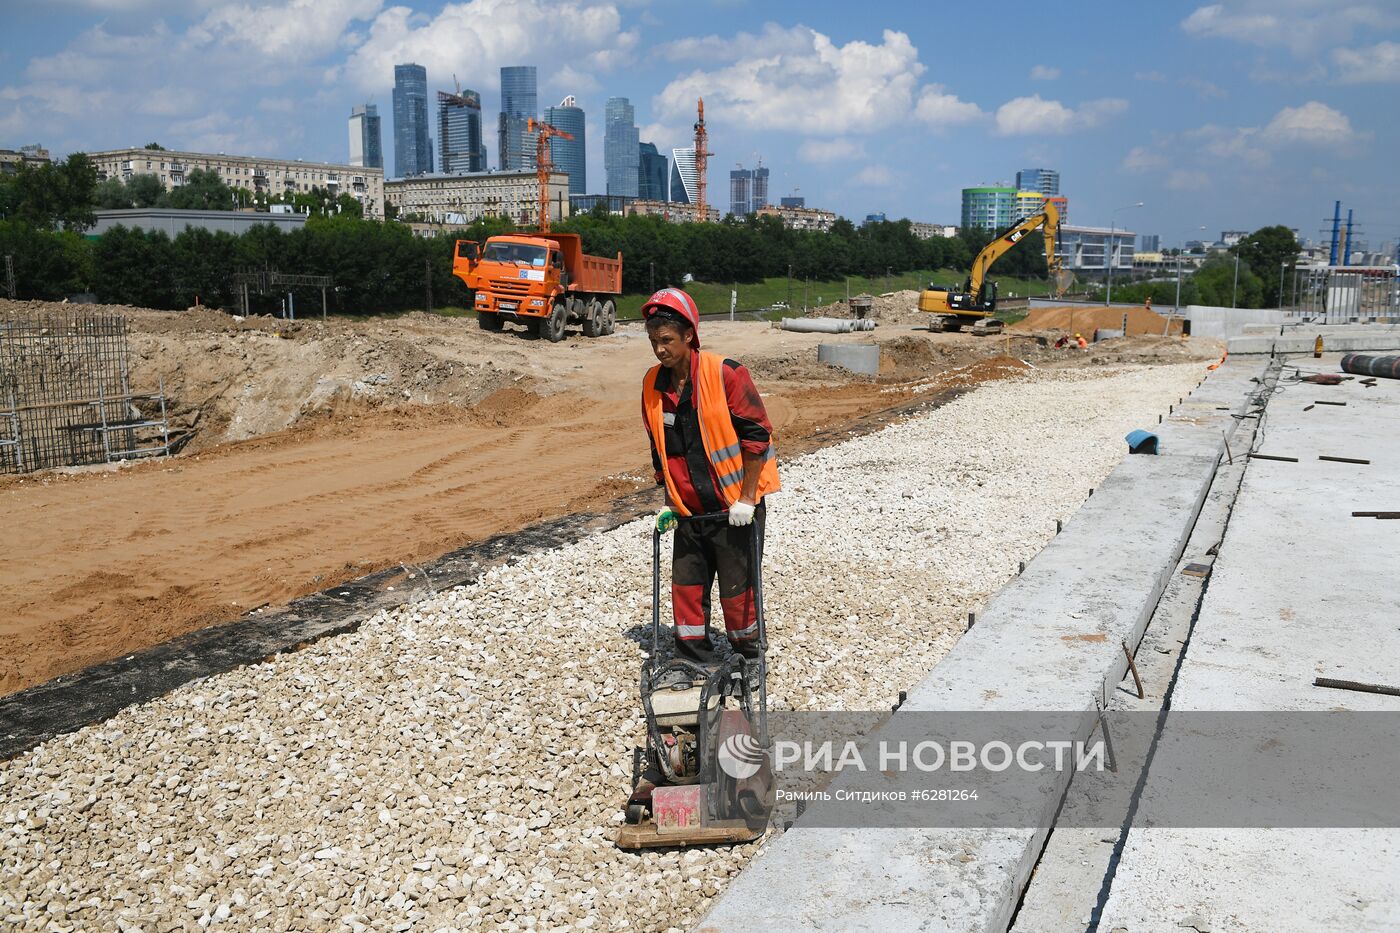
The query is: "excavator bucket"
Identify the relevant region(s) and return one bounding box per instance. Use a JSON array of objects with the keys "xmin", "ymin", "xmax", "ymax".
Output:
[{"xmin": 1053, "ymin": 269, "xmax": 1076, "ymax": 298}]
